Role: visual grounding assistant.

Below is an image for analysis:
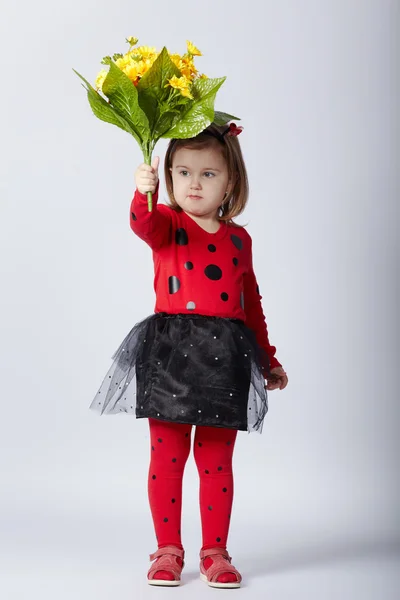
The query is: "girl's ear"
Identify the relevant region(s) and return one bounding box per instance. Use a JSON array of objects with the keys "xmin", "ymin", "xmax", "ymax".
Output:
[{"xmin": 169, "ymin": 167, "xmax": 172, "ymax": 173}]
